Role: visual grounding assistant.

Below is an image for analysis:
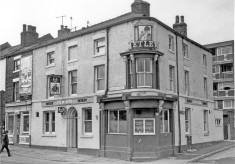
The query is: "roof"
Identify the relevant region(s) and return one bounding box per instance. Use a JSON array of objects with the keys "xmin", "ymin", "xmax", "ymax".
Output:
[
  {"xmin": 6, "ymin": 12, "xmax": 212, "ymax": 57},
  {"xmin": 204, "ymin": 40, "xmax": 234, "ymax": 49}
]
